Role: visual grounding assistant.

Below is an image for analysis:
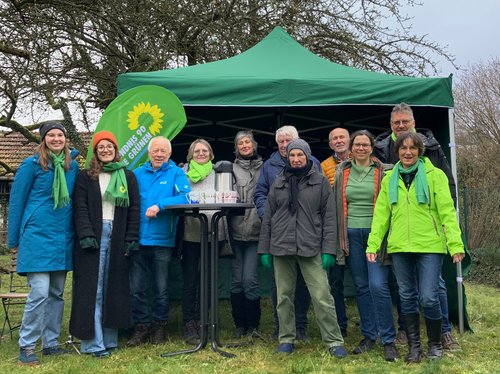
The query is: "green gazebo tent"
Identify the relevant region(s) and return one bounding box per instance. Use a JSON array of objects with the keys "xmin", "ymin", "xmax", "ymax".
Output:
[{"xmin": 118, "ymin": 26, "xmax": 470, "ymax": 330}]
